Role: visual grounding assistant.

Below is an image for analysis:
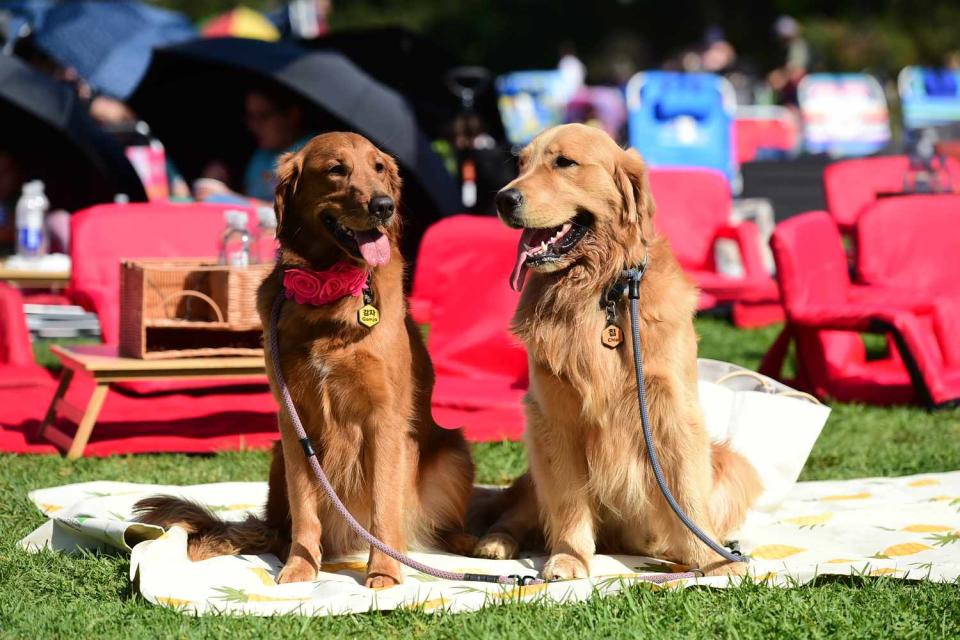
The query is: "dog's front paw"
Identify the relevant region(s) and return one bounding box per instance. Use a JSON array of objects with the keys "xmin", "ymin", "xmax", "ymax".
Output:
[
  {"xmin": 701, "ymin": 560, "xmax": 748, "ymax": 578},
  {"xmin": 473, "ymin": 532, "xmax": 519, "ymax": 560},
  {"xmin": 277, "ymin": 555, "xmax": 318, "ymax": 584},
  {"xmin": 365, "ymin": 572, "xmax": 402, "ymax": 589},
  {"xmin": 542, "ymin": 553, "xmax": 589, "ymax": 581}
]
